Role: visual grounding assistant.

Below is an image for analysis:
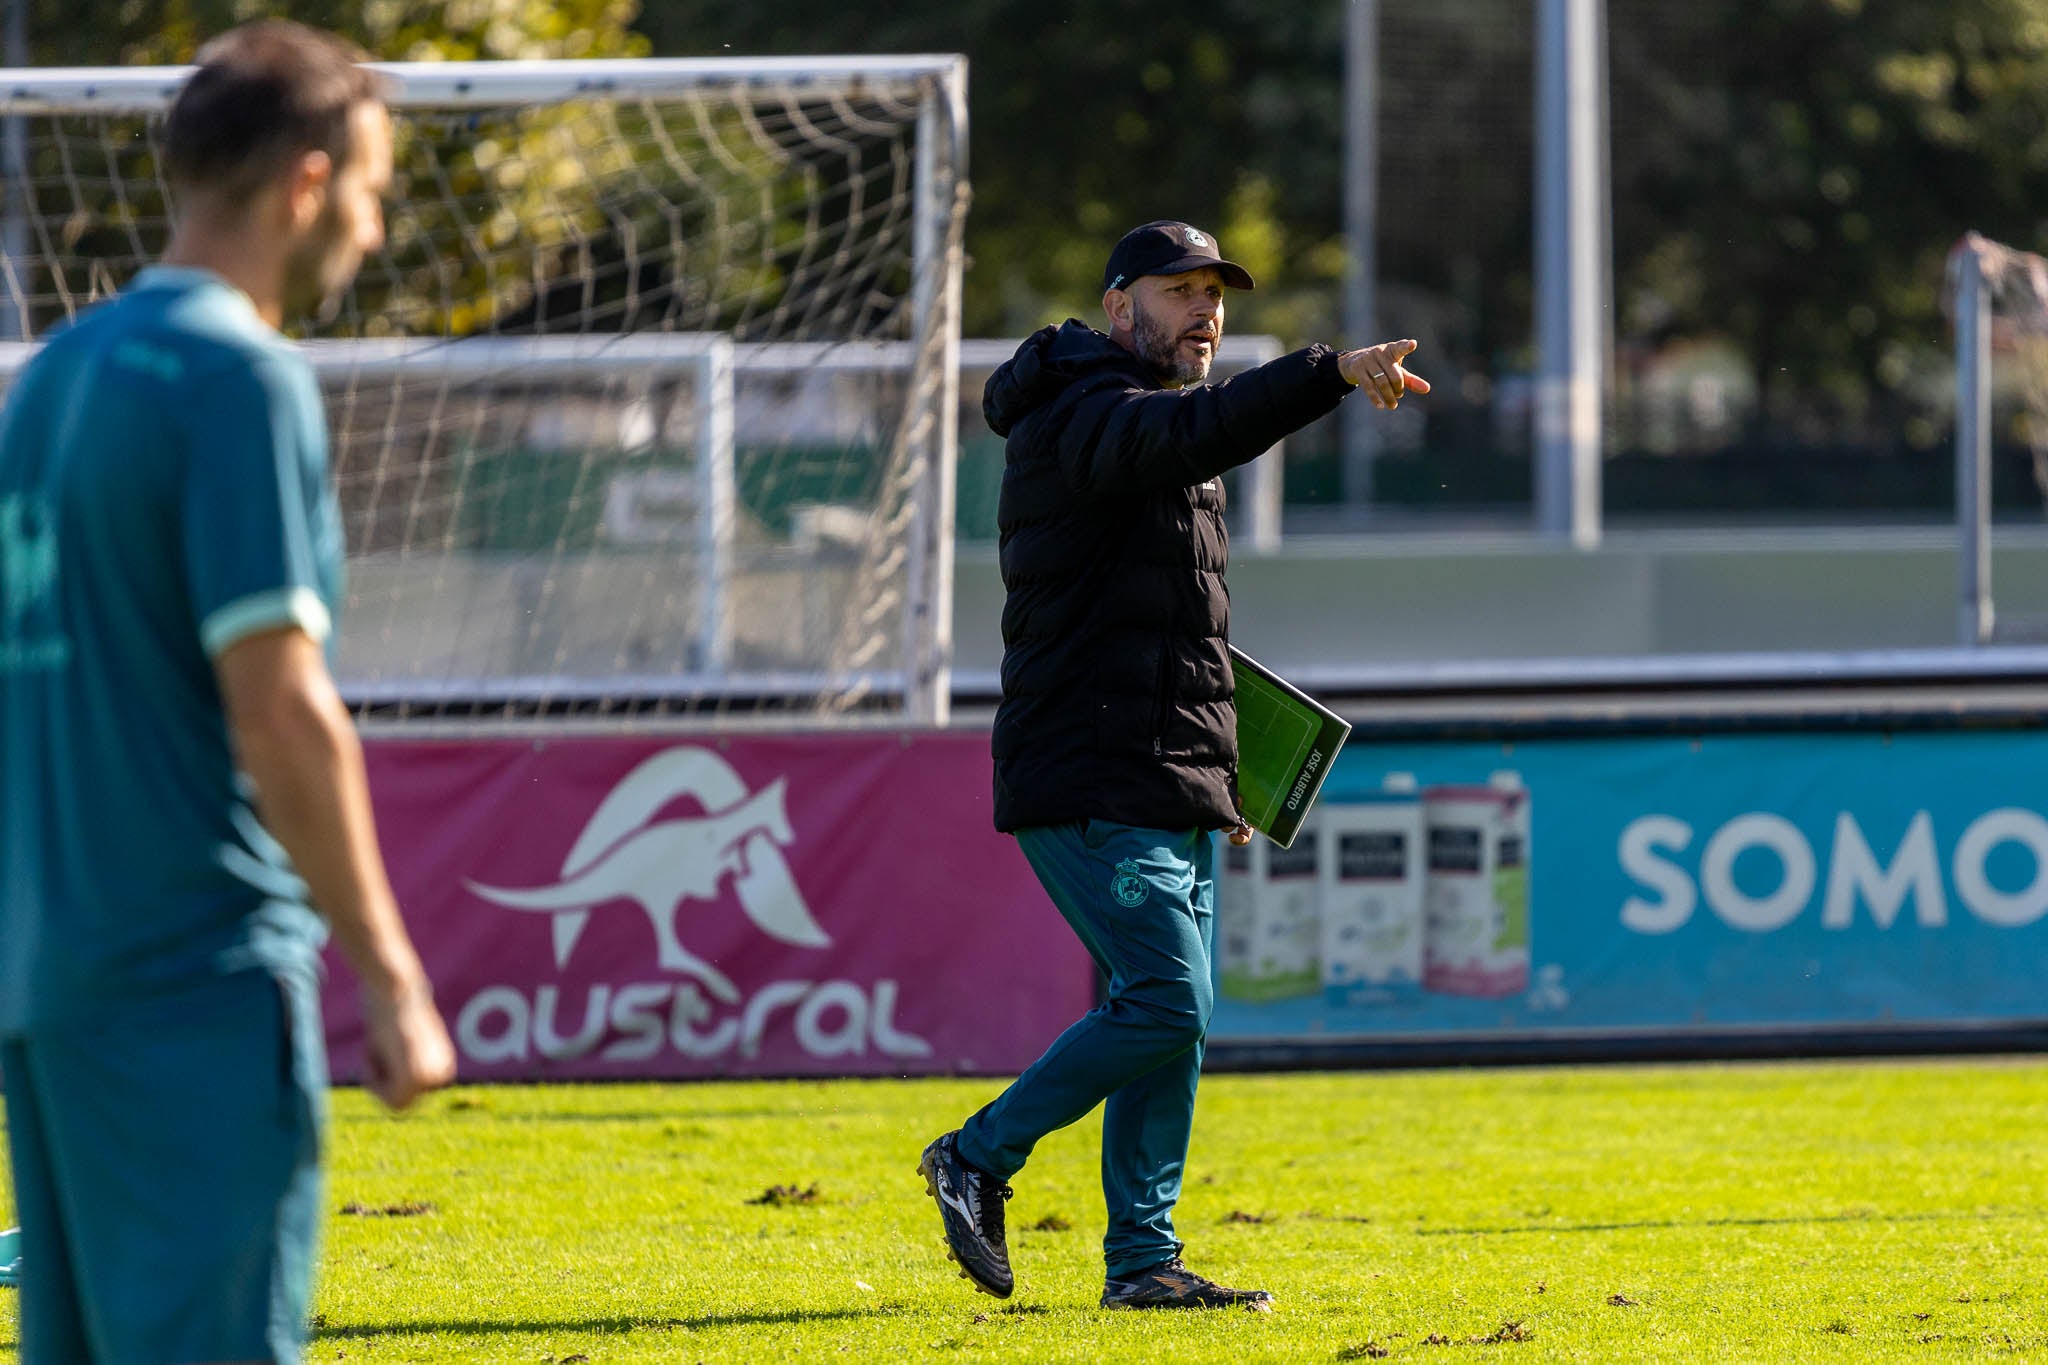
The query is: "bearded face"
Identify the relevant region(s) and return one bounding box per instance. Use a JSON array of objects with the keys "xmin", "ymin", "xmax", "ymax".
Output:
[
  {"xmin": 281, "ymin": 101, "xmax": 390, "ymax": 326},
  {"xmin": 281, "ymin": 193, "xmax": 358, "ymax": 325},
  {"xmin": 1129, "ymin": 293, "xmax": 1219, "ymax": 388}
]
